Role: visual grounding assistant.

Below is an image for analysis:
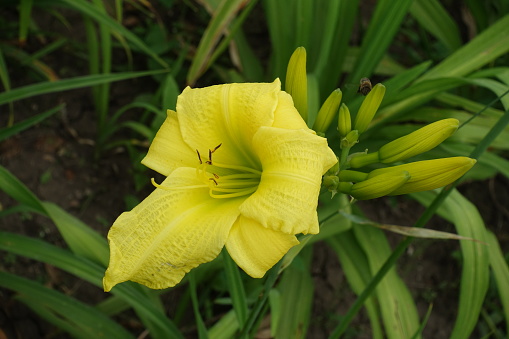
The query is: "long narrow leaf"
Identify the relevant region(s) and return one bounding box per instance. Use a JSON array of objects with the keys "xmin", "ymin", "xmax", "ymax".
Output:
[
  {"xmin": 37, "ymin": 0, "xmax": 168, "ymax": 68},
  {"xmin": 353, "ymin": 223, "xmax": 420, "ymax": 339},
  {"xmin": 417, "ymin": 14, "xmax": 509, "ymax": 81},
  {"xmin": 486, "ymin": 231, "xmax": 509, "ymax": 334},
  {"xmin": 0, "ymin": 271, "xmax": 135, "ymax": 339},
  {"xmin": 187, "ymin": 0, "xmax": 247, "ymax": 85},
  {"xmin": 0, "ymin": 104, "xmax": 63, "ymax": 142},
  {"xmin": 412, "ymin": 190, "xmax": 489, "ymax": 339},
  {"xmin": 222, "ymin": 249, "xmax": 248, "ymax": 328},
  {"xmin": 274, "ymin": 250, "xmax": 313, "ymax": 339},
  {"xmin": 327, "ymin": 231, "xmax": 383, "ymax": 339},
  {"xmin": 0, "ymin": 69, "xmax": 167, "ymax": 106},
  {"xmin": 409, "ymin": 0, "xmax": 462, "ymax": 52},
  {"xmin": 344, "ymin": 0, "xmax": 413, "ymax": 100},
  {"xmin": 0, "ymin": 231, "xmax": 184, "ymax": 338}
]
